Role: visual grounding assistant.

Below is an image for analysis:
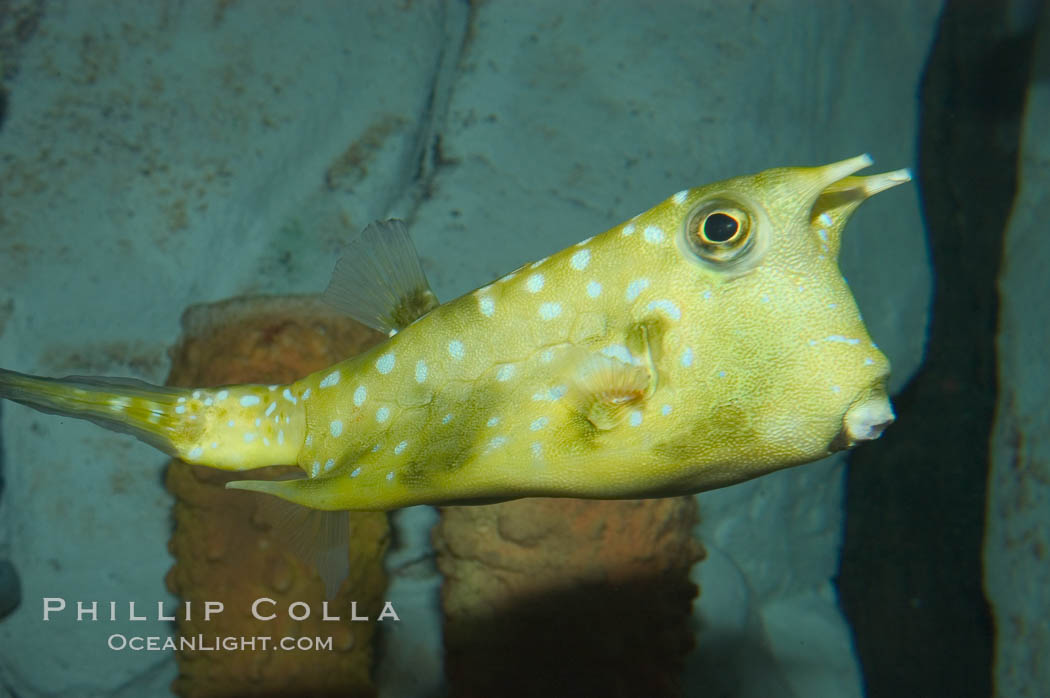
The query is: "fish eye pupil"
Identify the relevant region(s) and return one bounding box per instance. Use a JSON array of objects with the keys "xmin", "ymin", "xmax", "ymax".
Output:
[{"xmin": 704, "ymin": 212, "xmax": 738, "ymax": 243}]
